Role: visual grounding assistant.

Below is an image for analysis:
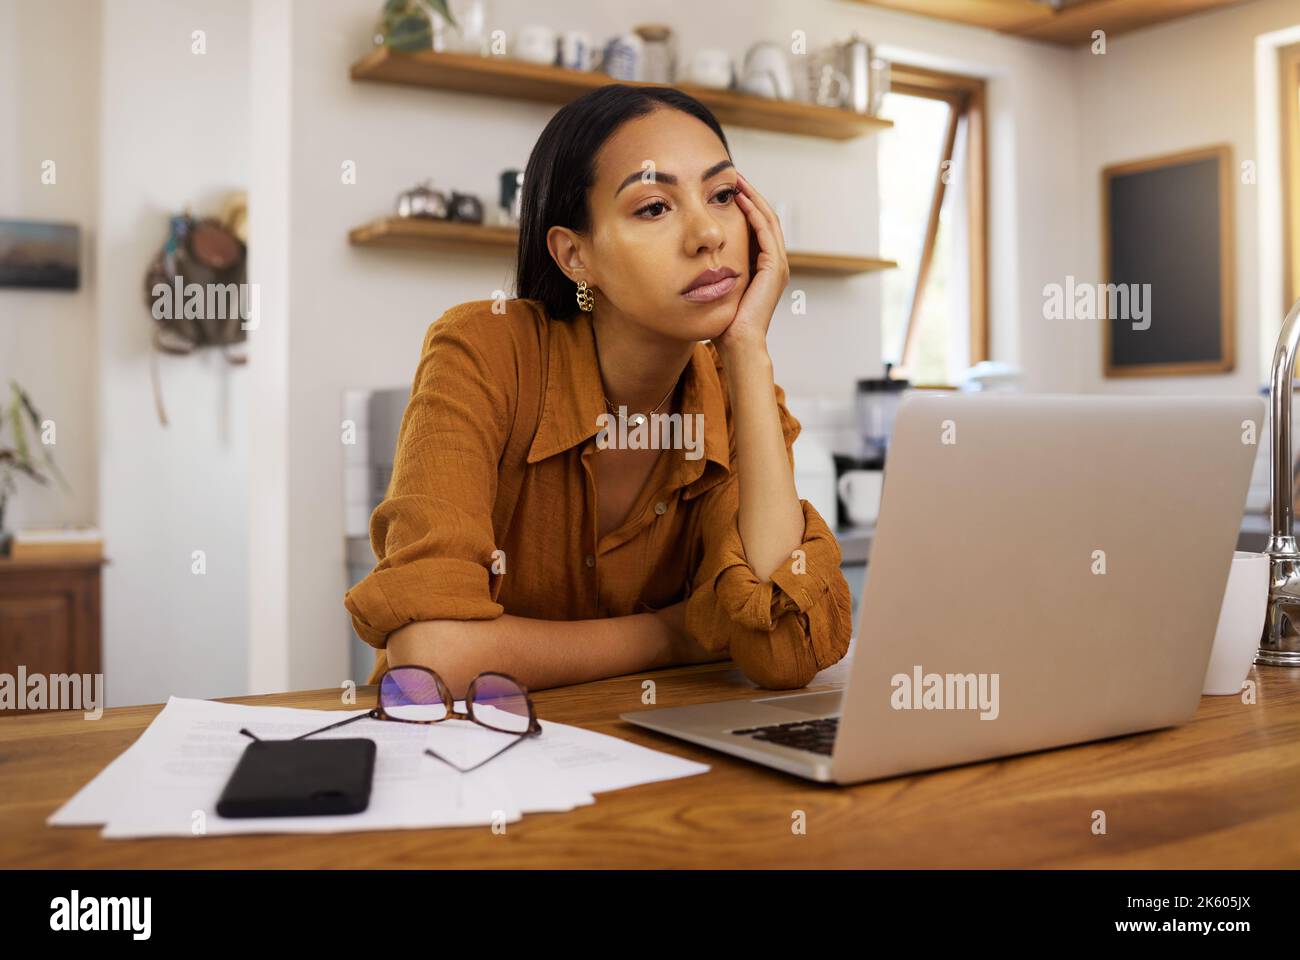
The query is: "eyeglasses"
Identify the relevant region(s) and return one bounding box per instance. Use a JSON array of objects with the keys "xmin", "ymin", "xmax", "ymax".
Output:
[{"xmin": 239, "ymin": 666, "xmax": 543, "ymax": 773}]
